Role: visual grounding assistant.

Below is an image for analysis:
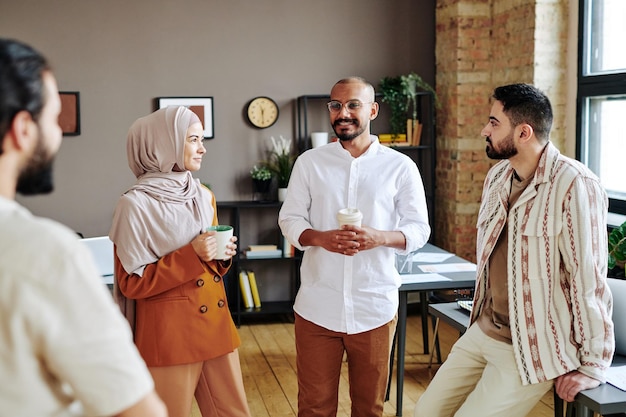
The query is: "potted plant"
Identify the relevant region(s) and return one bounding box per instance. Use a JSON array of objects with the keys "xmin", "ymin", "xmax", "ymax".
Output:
[
  {"xmin": 265, "ymin": 135, "xmax": 295, "ymax": 201},
  {"xmin": 608, "ymin": 220, "xmax": 626, "ymax": 279},
  {"xmin": 250, "ymin": 164, "xmax": 273, "ymax": 199},
  {"xmin": 379, "ymin": 72, "xmax": 439, "ymax": 144}
]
